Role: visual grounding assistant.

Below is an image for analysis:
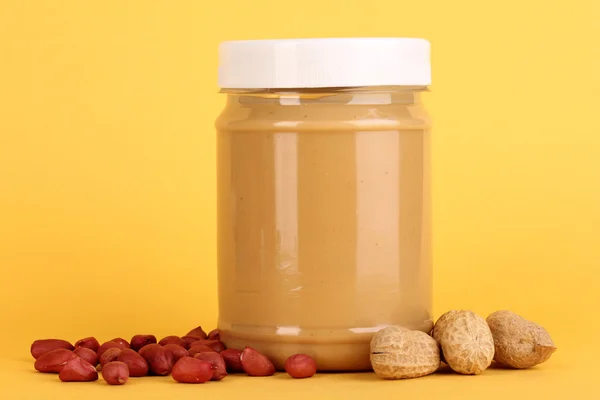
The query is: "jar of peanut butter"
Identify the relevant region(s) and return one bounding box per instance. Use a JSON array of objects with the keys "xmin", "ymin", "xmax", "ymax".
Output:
[{"xmin": 215, "ymin": 38, "xmax": 432, "ymax": 371}]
